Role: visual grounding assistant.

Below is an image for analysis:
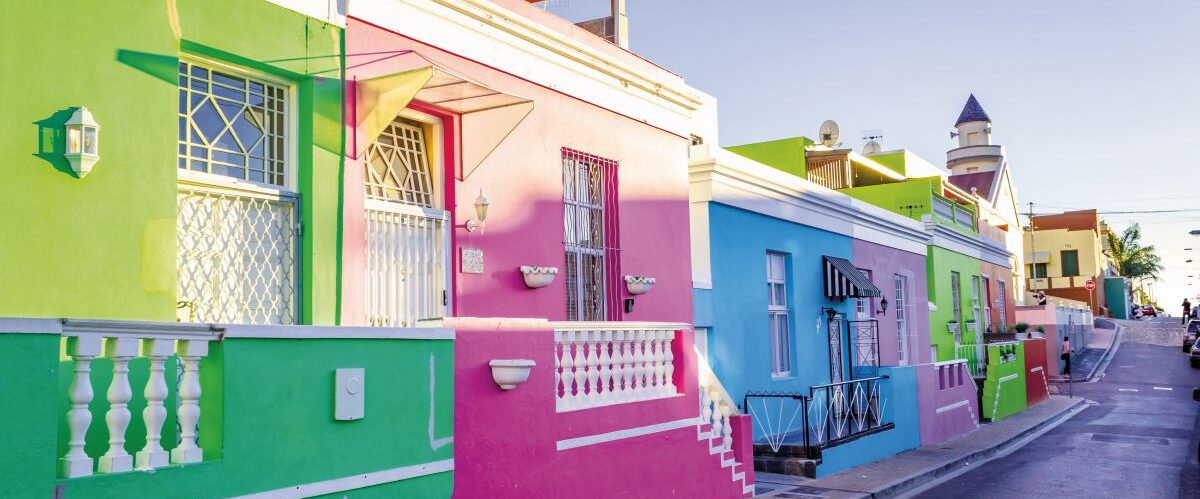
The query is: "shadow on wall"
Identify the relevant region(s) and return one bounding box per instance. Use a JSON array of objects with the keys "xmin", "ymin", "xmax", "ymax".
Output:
[{"xmin": 33, "ymin": 108, "xmax": 77, "ymax": 178}]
